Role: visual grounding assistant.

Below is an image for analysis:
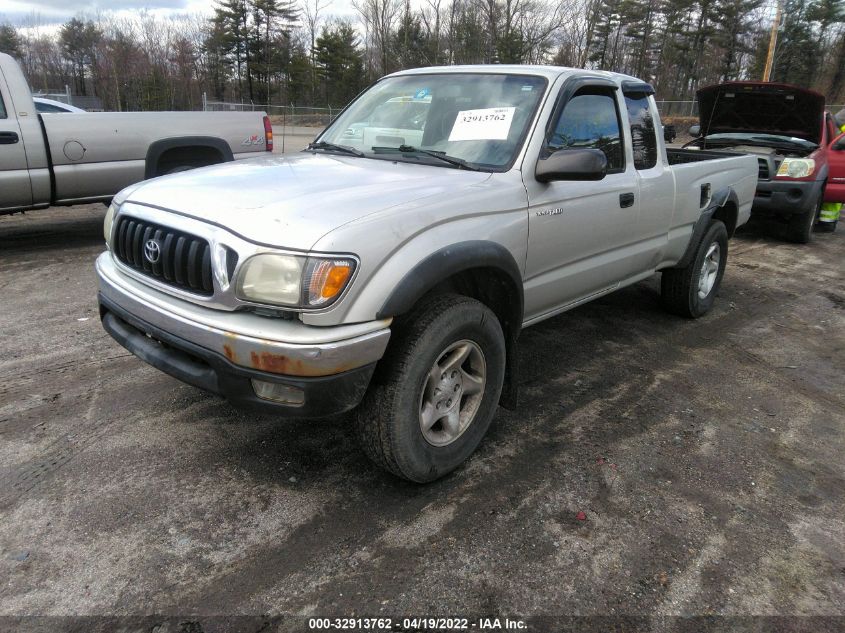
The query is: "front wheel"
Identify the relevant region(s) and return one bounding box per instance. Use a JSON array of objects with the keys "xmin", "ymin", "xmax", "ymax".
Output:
[
  {"xmin": 786, "ymin": 189, "xmax": 822, "ymax": 243},
  {"xmin": 354, "ymin": 294, "xmax": 506, "ymax": 482},
  {"xmin": 661, "ymin": 220, "xmax": 728, "ymax": 318}
]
